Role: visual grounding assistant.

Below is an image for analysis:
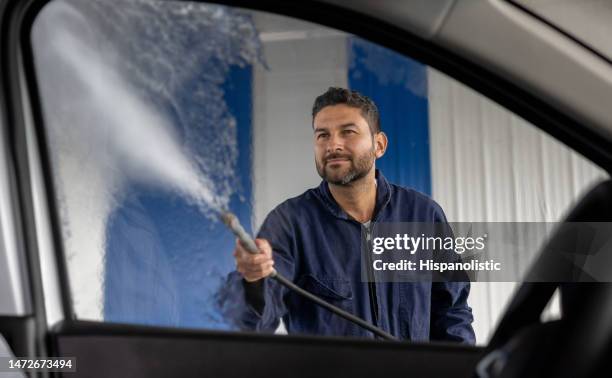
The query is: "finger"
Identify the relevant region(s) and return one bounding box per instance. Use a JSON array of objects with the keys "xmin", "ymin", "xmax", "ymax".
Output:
[
  {"xmin": 241, "ymin": 258, "xmax": 274, "ymax": 271},
  {"xmin": 235, "ymin": 245, "xmax": 256, "ymax": 261},
  {"xmin": 237, "ymin": 256, "xmax": 273, "ymax": 273},
  {"xmin": 241, "ymin": 261, "xmax": 274, "ymax": 274},
  {"xmin": 254, "ymin": 238, "xmax": 272, "ymax": 256},
  {"xmin": 260, "ymin": 263, "xmax": 275, "ymax": 277},
  {"xmin": 250, "ymin": 253, "xmax": 272, "ymax": 264},
  {"xmin": 236, "ymin": 251, "xmax": 271, "ymax": 265}
]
